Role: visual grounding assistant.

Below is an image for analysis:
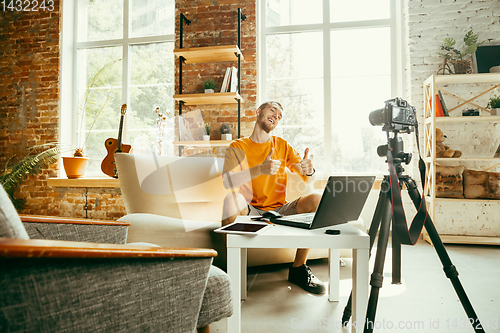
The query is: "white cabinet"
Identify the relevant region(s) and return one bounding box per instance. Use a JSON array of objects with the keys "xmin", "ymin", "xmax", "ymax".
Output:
[{"xmin": 423, "ymin": 74, "xmax": 500, "ymax": 245}]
